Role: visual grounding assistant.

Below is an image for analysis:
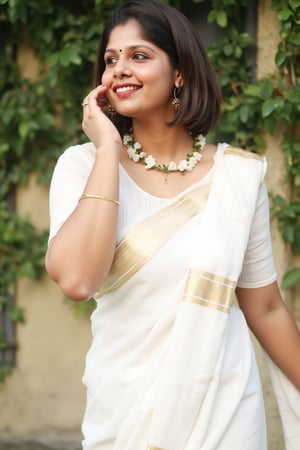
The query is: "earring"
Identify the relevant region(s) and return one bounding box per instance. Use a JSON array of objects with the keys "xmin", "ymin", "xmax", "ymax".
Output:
[
  {"xmin": 172, "ymin": 87, "xmax": 180, "ymax": 112},
  {"xmin": 105, "ymin": 103, "xmax": 116, "ymax": 116}
]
